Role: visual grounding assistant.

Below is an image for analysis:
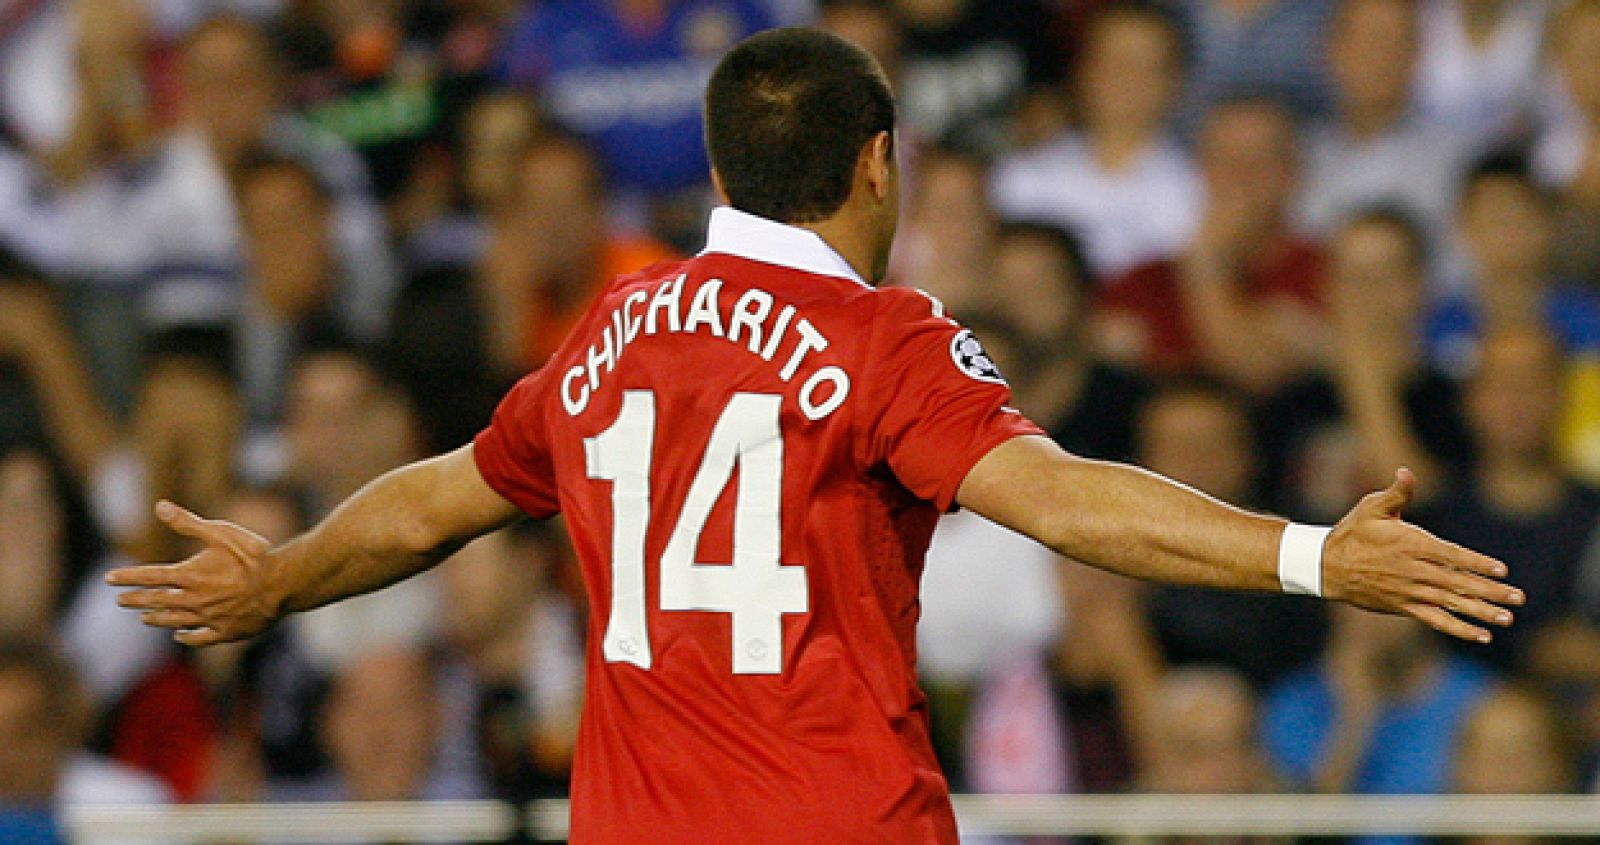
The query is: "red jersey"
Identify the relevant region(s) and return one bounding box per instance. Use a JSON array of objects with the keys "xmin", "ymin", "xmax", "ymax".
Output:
[{"xmin": 474, "ymin": 207, "xmax": 1042, "ymax": 843}]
